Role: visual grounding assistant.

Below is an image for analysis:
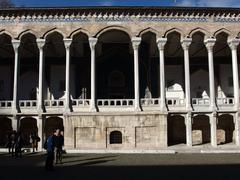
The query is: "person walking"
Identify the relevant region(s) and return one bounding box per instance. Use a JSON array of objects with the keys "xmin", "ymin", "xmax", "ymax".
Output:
[
  {"xmin": 45, "ymin": 130, "xmax": 55, "ymax": 171},
  {"xmin": 15, "ymin": 131, "xmax": 23, "ymax": 158},
  {"xmin": 10, "ymin": 131, "xmax": 17, "ymax": 157}
]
